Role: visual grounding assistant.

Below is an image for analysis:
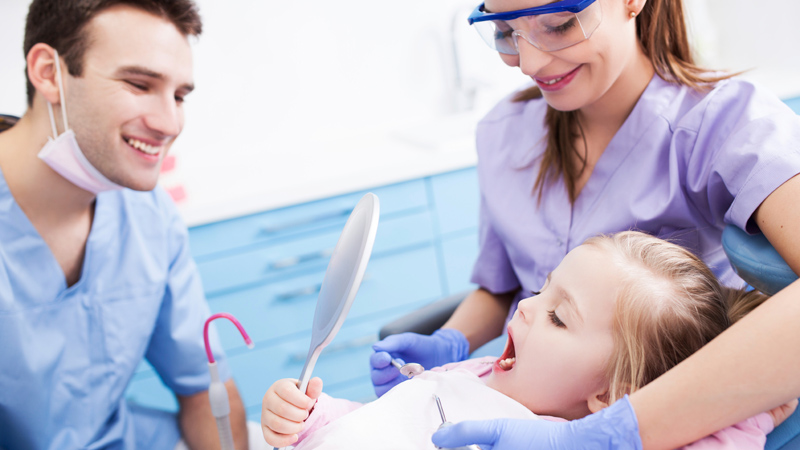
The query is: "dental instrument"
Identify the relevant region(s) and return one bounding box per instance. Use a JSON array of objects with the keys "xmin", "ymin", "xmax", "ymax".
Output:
[
  {"xmin": 391, "ymin": 358, "xmax": 424, "ymax": 378},
  {"xmin": 204, "ymin": 312, "xmax": 254, "ymax": 450},
  {"xmin": 433, "ymin": 395, "xmax": 482, "ymax": 450},
  {"xmin": 275, "ymin": 193, "xmax": 380, "ymax": 450}
]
